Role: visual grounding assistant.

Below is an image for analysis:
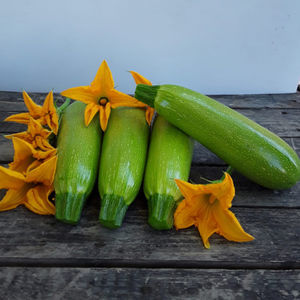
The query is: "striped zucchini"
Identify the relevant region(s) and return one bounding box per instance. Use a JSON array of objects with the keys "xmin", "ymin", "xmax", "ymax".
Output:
[
  {"xmin": 98, "ymin": 107, "xmax": 149, "ymax": 228},
  {"xmin": 135, "ymin": 84, "xmax": 300, "ymax": 189},
  {"xmin": 54, "ymin": 102, "xmax": 102, "ymax": 224},
  {"xmin": 144, "ymin": 115, "xmax": 194, "ymax": 229}
]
